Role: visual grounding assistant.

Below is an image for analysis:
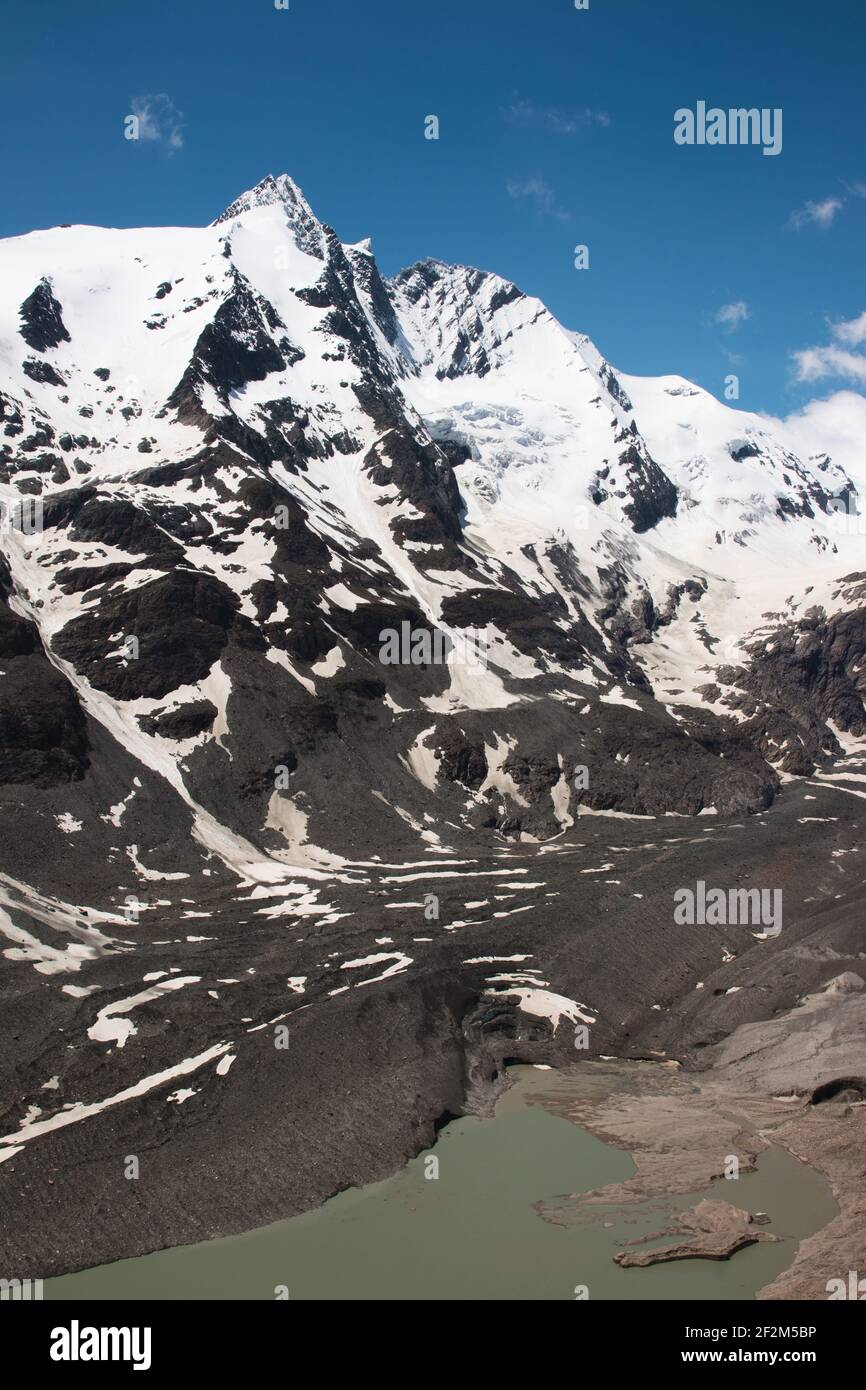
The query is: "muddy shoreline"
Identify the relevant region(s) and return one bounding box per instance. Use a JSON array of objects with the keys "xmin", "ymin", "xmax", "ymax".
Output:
[{"xmin": 528, "ymin": 1040, "xmax": 865, "ymax": 1299}]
